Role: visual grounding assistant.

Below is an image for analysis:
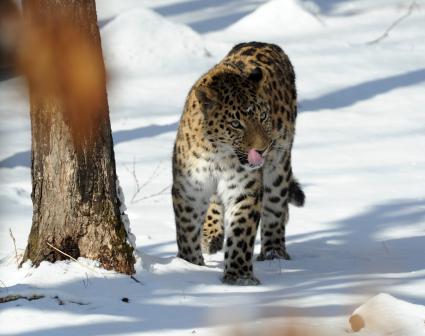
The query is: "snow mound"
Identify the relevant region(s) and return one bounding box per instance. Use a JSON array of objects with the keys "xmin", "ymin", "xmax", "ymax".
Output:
[
  {"xmin": 349, "ymin": 293, "xmax": 425, "ymax": 335},
  {"xmin": 225, "ymin": 0, "xmax": 323, "ymax": 39},
  {"xmin": 100, "ymin": 8, "xmax": 211, "ymax": 77}
]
